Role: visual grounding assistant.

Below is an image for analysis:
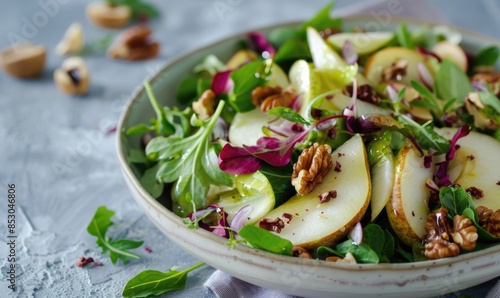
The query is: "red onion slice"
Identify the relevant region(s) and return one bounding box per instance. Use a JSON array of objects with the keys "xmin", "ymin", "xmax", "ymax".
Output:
[
  {"xmin": 386, "ymin": 84, "xmax": 399, "ymax": 103},
  {"xmin": 342, "ymin": 40, "xmax": 358, "ymax": 65},
  {"xmin": 417, "ymin": 46, "xmax": 442, "ymax": 62},
  {"xmin": 349, "ymin": 222, "xmax": 363, "ymax": 245},
  {"xmin": 417, "ymin": 62, "xmax": 435, "ymax": 90},
  {"xmin": 230, "ymin": 205, "xmax": 253, "ymax": 231}
]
